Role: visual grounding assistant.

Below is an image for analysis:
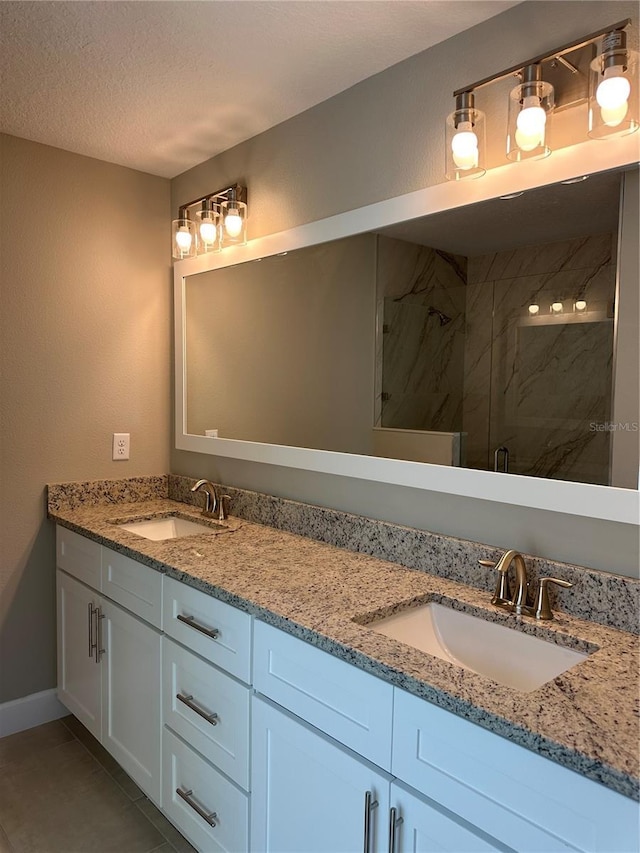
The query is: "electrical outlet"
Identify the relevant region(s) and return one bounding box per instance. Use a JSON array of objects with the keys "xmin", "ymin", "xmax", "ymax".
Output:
[{"xmin": 112, "ymin": 433, "xmax": 130, "ymax": 460}]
